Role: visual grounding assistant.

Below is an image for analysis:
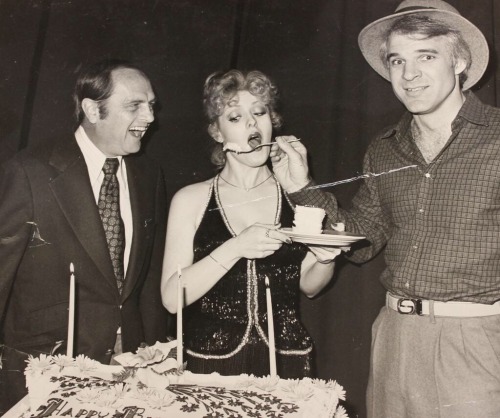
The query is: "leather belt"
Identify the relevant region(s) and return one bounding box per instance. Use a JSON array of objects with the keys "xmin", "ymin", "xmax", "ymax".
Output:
[{"xmin": 386, "ymin": 293, "xmax": 500, "ymax": 317}]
